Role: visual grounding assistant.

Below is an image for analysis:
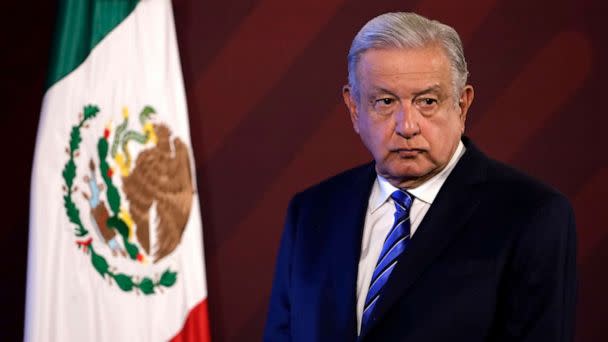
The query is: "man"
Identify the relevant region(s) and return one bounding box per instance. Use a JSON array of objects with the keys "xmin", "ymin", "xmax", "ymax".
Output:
[{"xmin": 264, "ymin": 12, "xmax": 576, "ymax": 342}]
